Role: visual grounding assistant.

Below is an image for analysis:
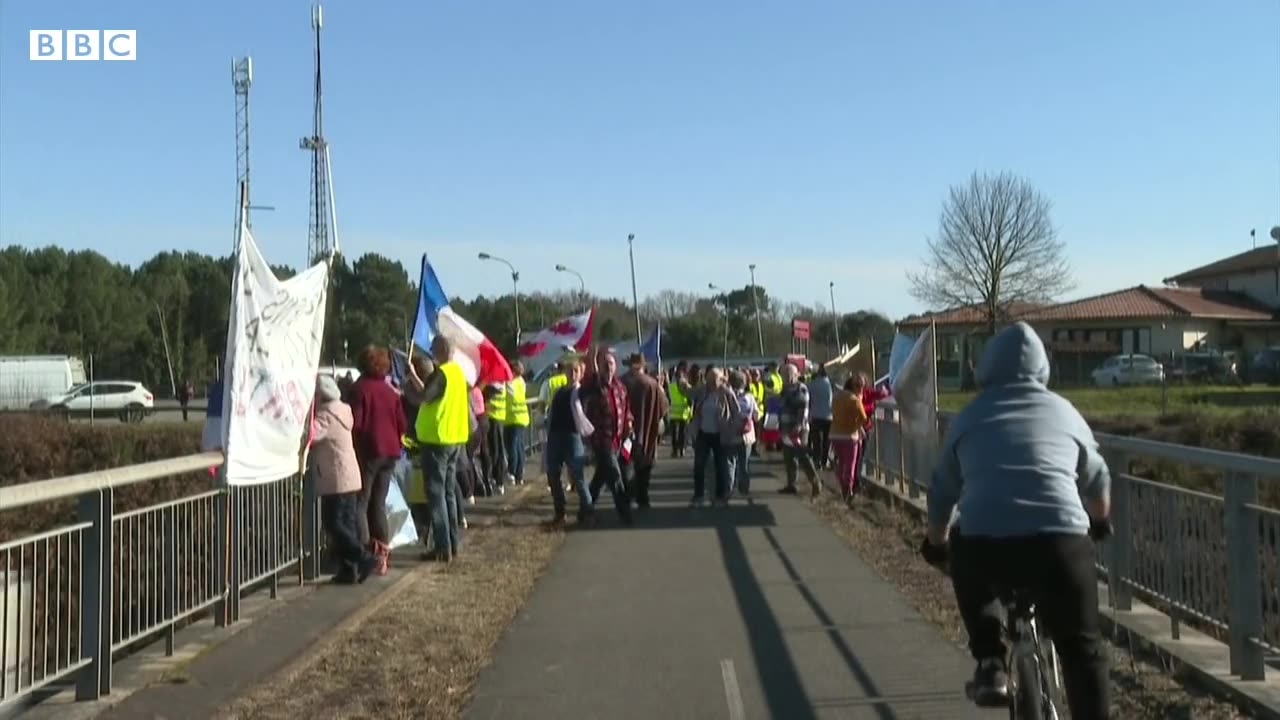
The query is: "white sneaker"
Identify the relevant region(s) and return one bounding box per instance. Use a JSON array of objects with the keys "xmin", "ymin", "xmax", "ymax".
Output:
[
  {"xmin": 468, "ymin": 495, "xmax": 476, "ymax": 505},
  {"xmin": 461, "ymin": 517, "xmax": 468, "ymax": 529},
  {"xmin": 499, "ymin": 485, "xmax": 506, "ymax": 495}
]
